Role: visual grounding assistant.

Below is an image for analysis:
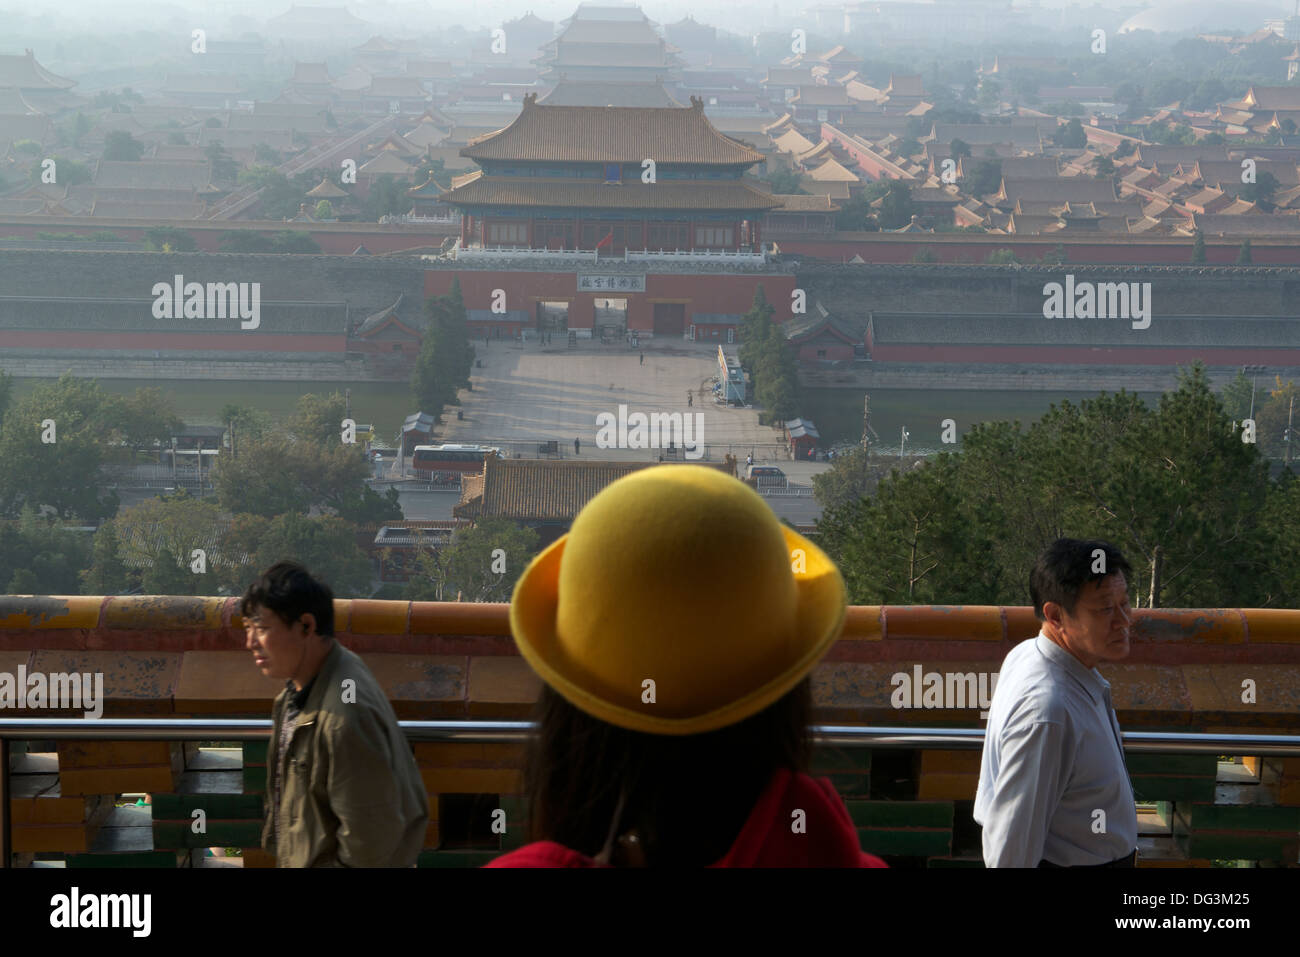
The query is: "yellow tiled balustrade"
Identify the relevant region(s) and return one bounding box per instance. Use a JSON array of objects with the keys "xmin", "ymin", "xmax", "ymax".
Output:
[
  {"xmin": 0, "ymin": 597, "xmax": 1295, "ymax": 728},
  {"xmin": 3, "ymin": 598, "xmax": 1298, "ymax": 868}
]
